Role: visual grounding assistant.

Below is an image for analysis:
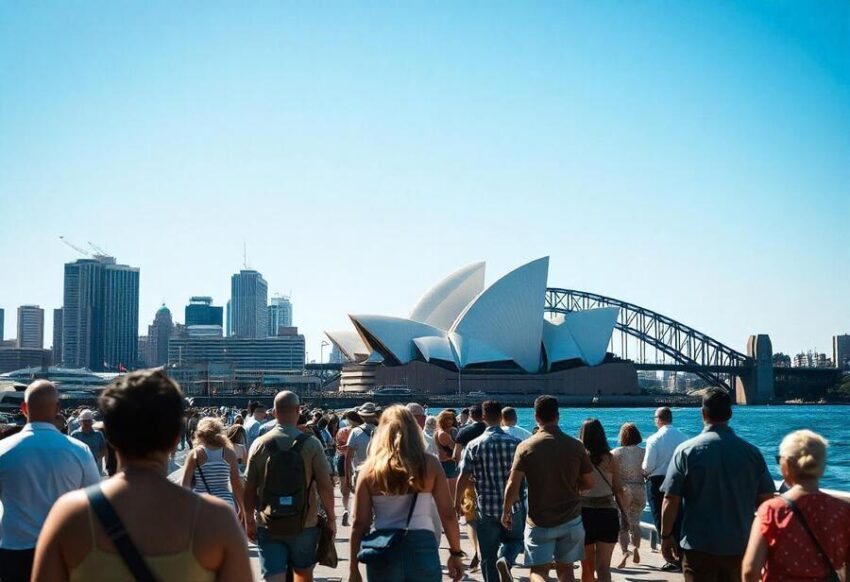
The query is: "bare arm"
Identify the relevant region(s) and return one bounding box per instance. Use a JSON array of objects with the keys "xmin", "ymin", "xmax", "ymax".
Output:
[
  {"xmin": 578, "ymin": 470, "xmax": 595, "ymax": 492},
  {"xmin": 314, "ymin": 451, "xmax": 337, "ymax": 527},
  {"xmin": 609, "ymin": 456, "xmax": 630, "ymax": 523},
  {"xmin": 430, "ymin": 457, "xmax": 462, "ymax": 552},
  {"xmin": 31, "ymin": 496, "xmax": 74, "ymax": 581},
  {"xmin": 455, "ymin": 470, "xmax": 471, "ymax": 515},
  {"xmin": 349, "ymin": 472, "xmax": 374, "ymax": 581},
  {"xmin": 741, "ymin": 514, "xmax": 767, "ymax": 582},
  {"xmin": 660, "ymin": 494, "xmax": 681, "ymax": 563},
  {"xmin": 501, "ymin": 468, "xmax": 524, "ymax": 529},
  {"xmin": 181, "ymin": 450, "xmax": 196, "ymax": 488},
  {"xmin": 209, "ymin": 502, "xmax": 252, "ymax": 582},
  {"xmin": 225, "ymin": 449, "xmax": 245, "ymax": 516}
]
